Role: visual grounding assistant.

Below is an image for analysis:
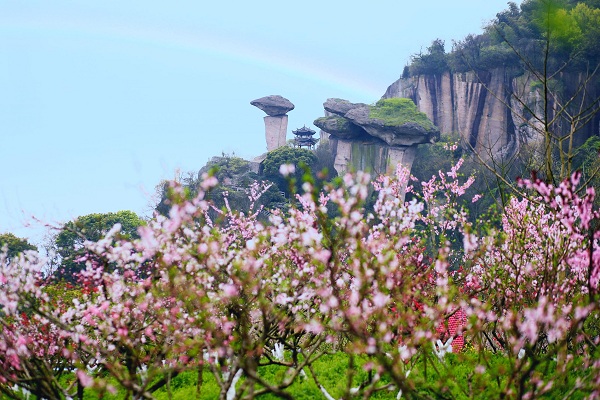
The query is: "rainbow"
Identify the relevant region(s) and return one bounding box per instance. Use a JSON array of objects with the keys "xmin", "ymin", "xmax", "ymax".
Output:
[{"xmin": 1, "ymin": 15, "xmax": 383, "ymax": 100}]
